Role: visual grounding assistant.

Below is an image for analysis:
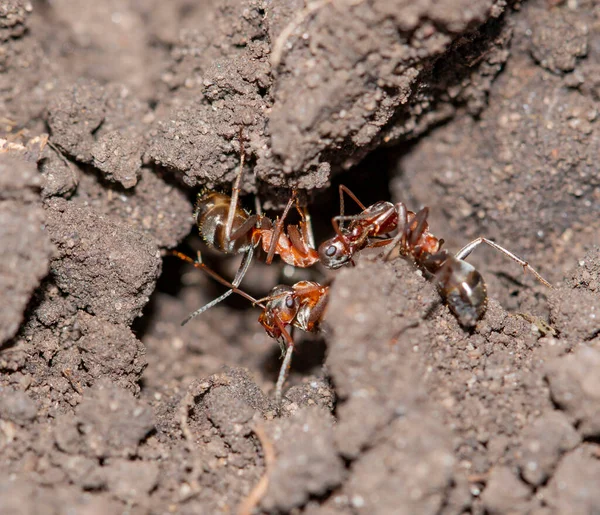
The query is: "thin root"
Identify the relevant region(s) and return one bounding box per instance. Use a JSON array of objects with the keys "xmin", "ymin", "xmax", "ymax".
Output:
[
  {"xmin": 271, "ymin": 0, "xmax": 365, "ymax": 69},
  {"xmin": 178, "ymin": 391, "xmax": 202, "ymax": 502},
  {"xmin": 270, "ymin": 0, "xmax": 331, "ymax": 69},
  {"xmin": 237, "ymin": 425, "xmax": 276, "ymax": 515}
]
